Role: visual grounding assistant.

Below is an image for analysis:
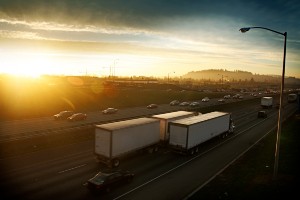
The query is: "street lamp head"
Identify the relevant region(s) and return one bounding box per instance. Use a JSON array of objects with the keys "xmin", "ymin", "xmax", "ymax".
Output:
[{"xmin": 239, "ymin": 27, "xmax": 250, "ymax": 33}]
